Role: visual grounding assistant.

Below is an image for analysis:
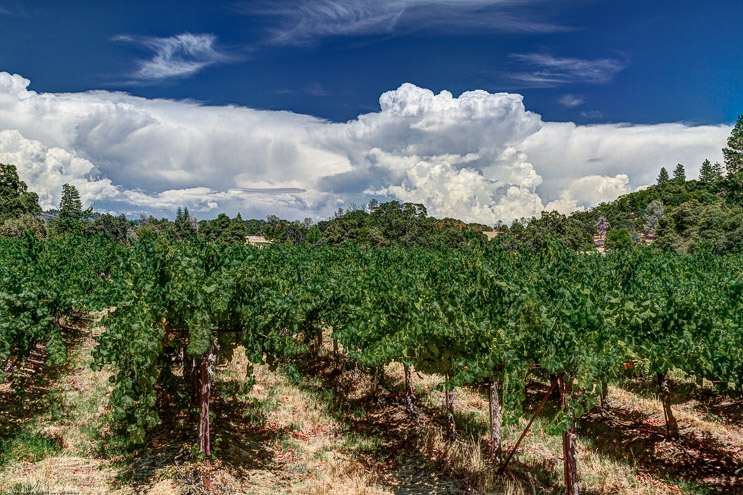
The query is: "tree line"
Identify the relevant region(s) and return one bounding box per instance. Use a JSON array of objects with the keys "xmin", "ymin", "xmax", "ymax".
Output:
[{"xmin": 1, "ymin": 114, "xmax": 742, "ymax": 254}]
